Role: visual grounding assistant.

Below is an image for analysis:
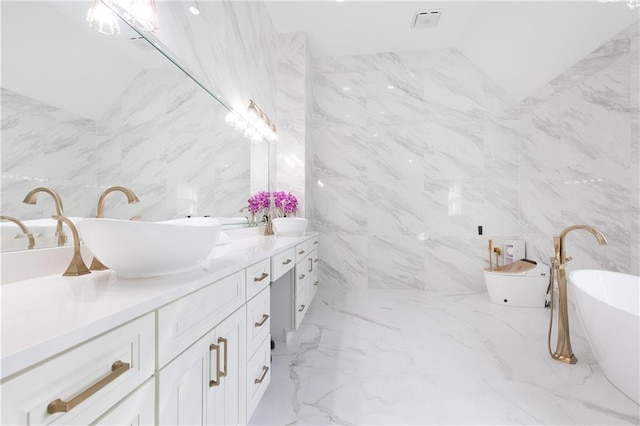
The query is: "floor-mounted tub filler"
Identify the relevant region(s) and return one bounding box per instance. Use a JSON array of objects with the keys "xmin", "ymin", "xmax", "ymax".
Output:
[{"xmin": 570, "ymin": 270, "xmax": 640, "ymax": 405}]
